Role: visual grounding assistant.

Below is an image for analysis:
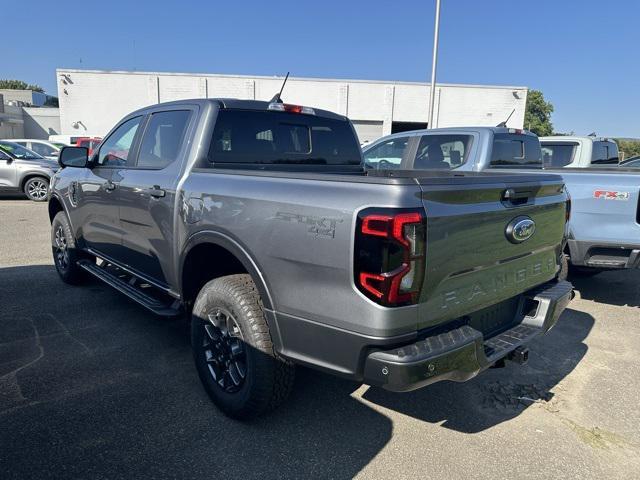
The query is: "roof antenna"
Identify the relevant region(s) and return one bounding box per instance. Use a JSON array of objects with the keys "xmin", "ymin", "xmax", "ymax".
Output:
[
  {"xmin": 496, "ymin": 108, "xmax": 515, "ymax": 127},
  {"xmin": 269, "ymin": 72, "xmax": 289, "ymax": 103}
]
